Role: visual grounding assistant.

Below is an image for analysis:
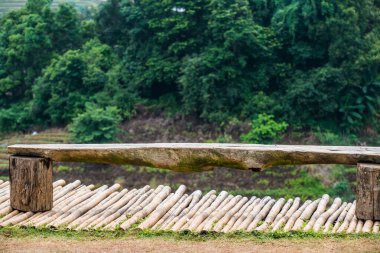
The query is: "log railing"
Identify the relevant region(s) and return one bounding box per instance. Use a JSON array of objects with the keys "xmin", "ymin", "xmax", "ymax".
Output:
[{"xmin": 7, "ymin": 143, "xmax": 380, "ymax": 221}]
